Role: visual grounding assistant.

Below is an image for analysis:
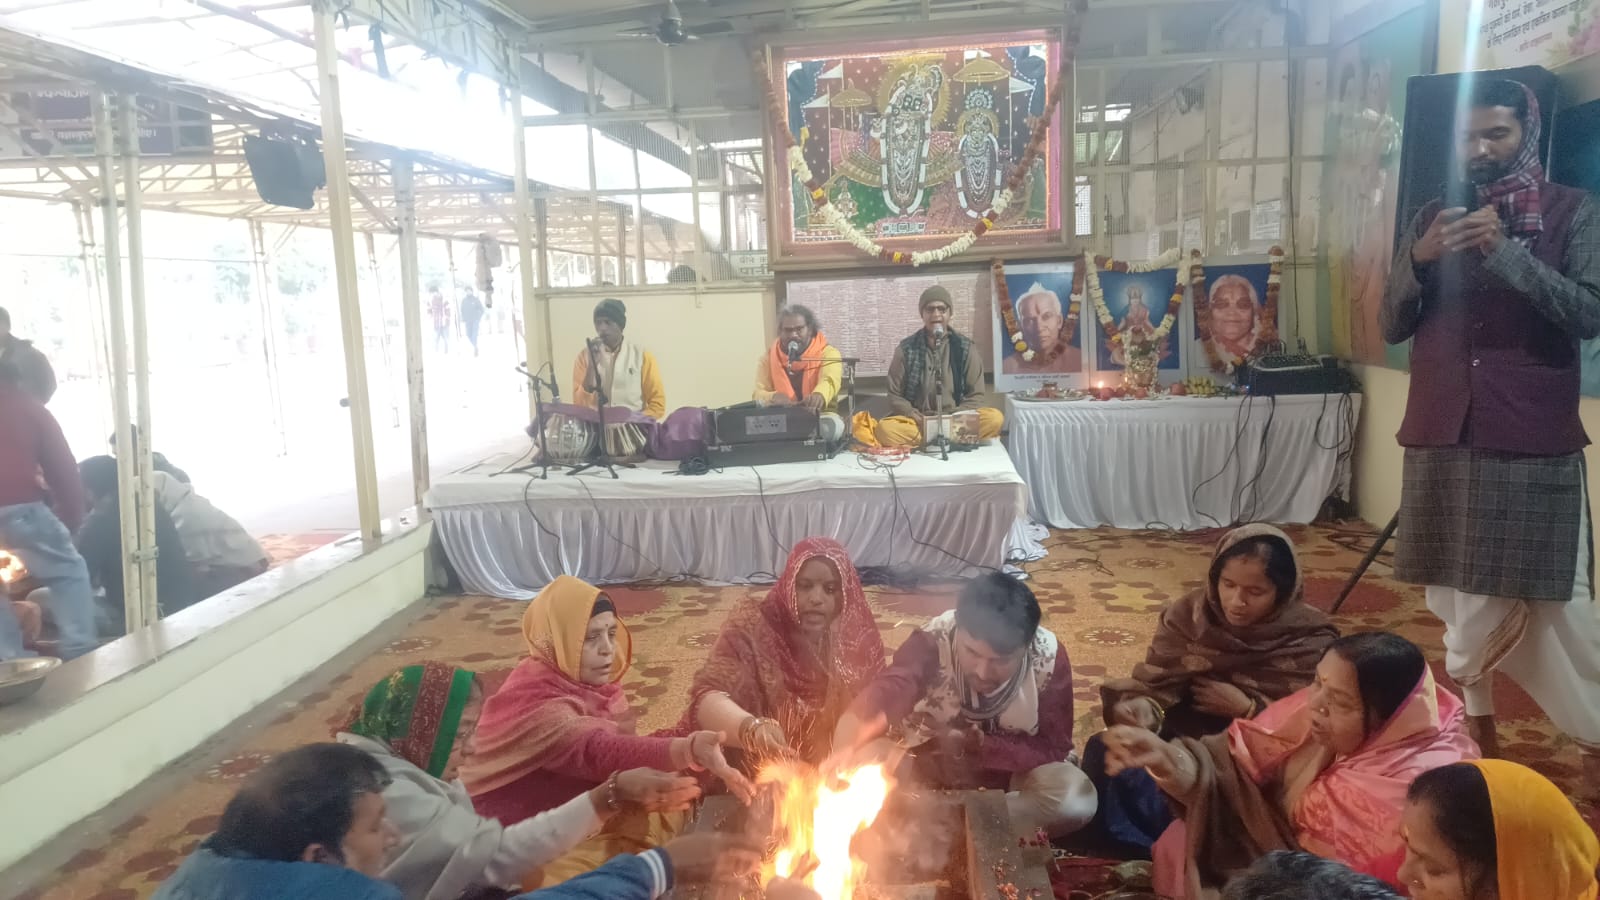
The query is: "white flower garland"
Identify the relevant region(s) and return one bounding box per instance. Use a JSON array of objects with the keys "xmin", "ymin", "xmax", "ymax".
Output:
[
  {"xmin": 787, "ymin": 144, "xmax": 1015, "ymax": 267},
  {"xmin": 1080, "ymin": 248, "xmax": 1186, "ymax": 346}
]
